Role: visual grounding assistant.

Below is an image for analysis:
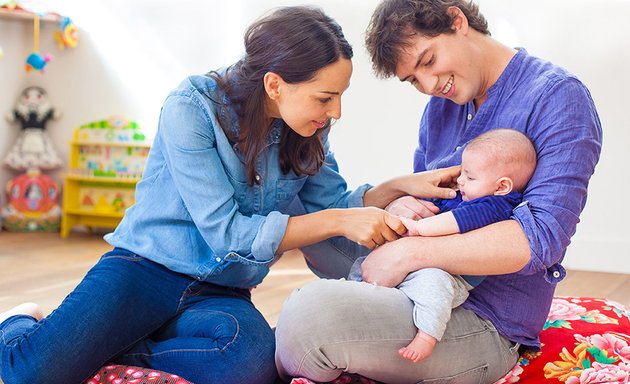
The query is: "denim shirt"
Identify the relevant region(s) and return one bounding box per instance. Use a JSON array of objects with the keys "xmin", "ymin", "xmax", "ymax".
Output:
[
  {"xmin": 414, "ymin": 49, "xmax": 602, "ymax": 348},
  {"xmin": 105, "ymin": 74, "xmax": 370, "ymax": 288}
]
